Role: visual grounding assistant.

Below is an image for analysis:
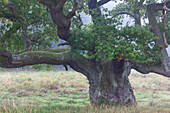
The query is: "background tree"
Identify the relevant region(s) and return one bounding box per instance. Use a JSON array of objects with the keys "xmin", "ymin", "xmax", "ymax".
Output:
[{"xmin": 0, "ymin": 0, "xmax": 169, "ymax": 105}]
